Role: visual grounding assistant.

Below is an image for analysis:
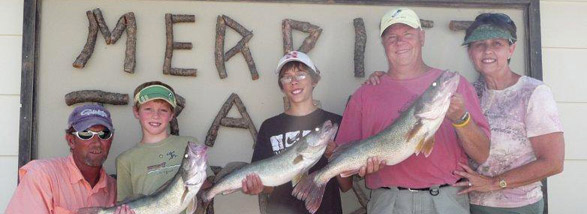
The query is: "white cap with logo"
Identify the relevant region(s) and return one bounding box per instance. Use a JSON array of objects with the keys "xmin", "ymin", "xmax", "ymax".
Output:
[
  {"xmin": 275, "ymin": 51, "xmax": 320, "ymax": 76},
  {"xmin": 380, "ymin": 8, "xmax": 422, "ymax": 36}
]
